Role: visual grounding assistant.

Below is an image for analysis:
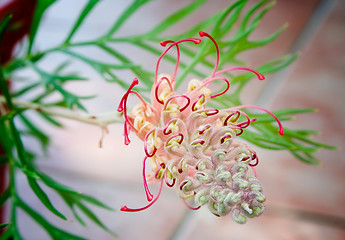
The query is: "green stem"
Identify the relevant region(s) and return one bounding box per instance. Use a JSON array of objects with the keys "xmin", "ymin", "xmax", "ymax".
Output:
[{"xmin": 9, "ymin": 154, "xmax": 19, "ymax": 238}]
